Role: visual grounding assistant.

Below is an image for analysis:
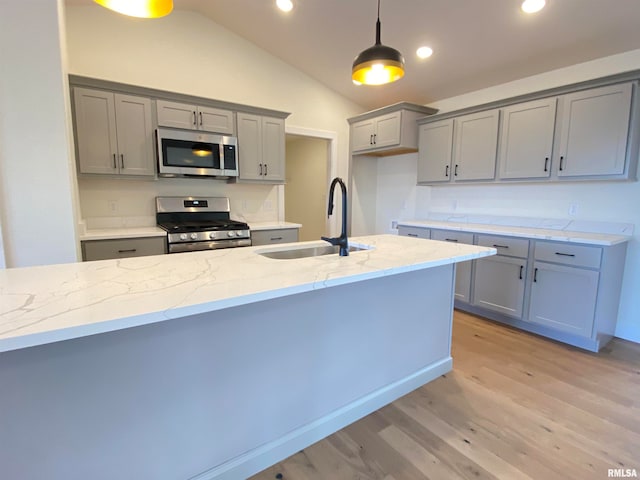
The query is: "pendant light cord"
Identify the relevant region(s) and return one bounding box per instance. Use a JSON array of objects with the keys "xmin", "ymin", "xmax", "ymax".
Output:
[{"xmin": 375, "ymin": 0, "xmax": 382, "ymax": 45}]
